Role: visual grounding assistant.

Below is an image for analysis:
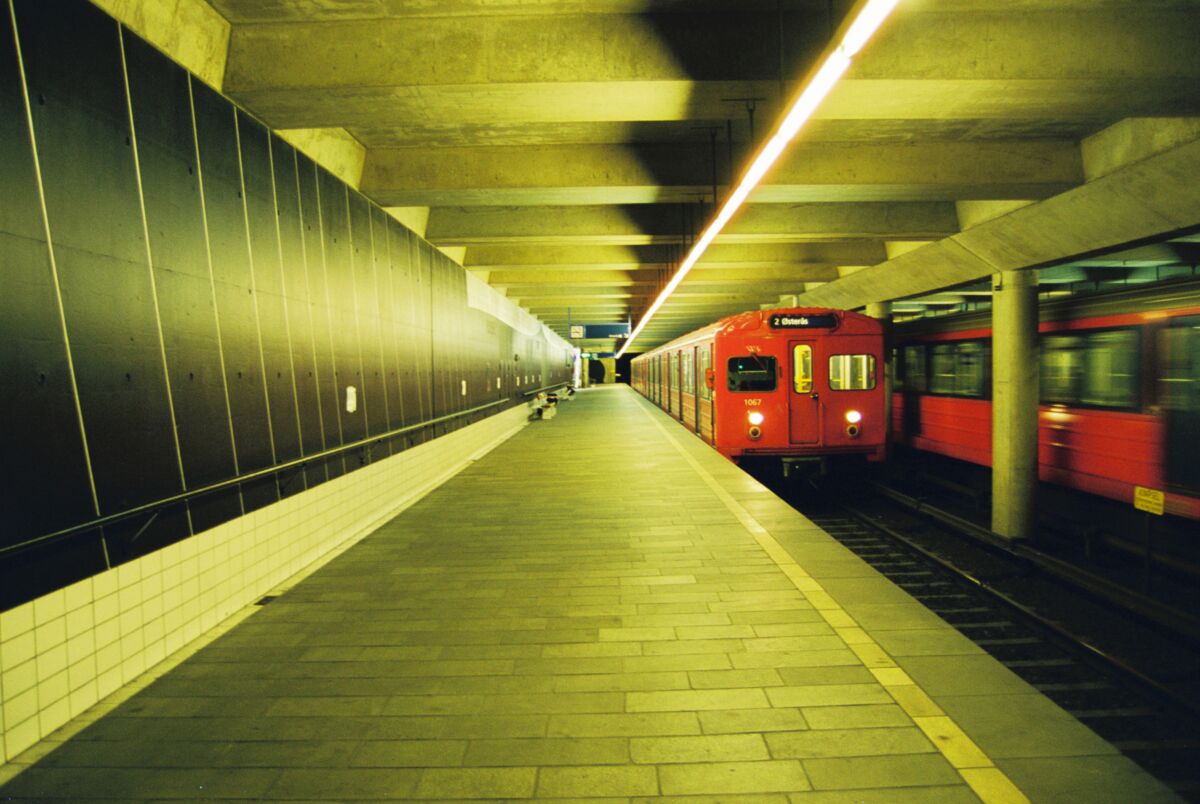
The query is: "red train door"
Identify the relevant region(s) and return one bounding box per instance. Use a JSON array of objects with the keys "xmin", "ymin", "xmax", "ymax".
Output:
[
  {"xmin": 1163, "ymin": 316, "xmax": 1200, "ymax": 495},
  {"xmin": 789, "ymin": 342, "xmax": 820, "ymax": 443}
]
